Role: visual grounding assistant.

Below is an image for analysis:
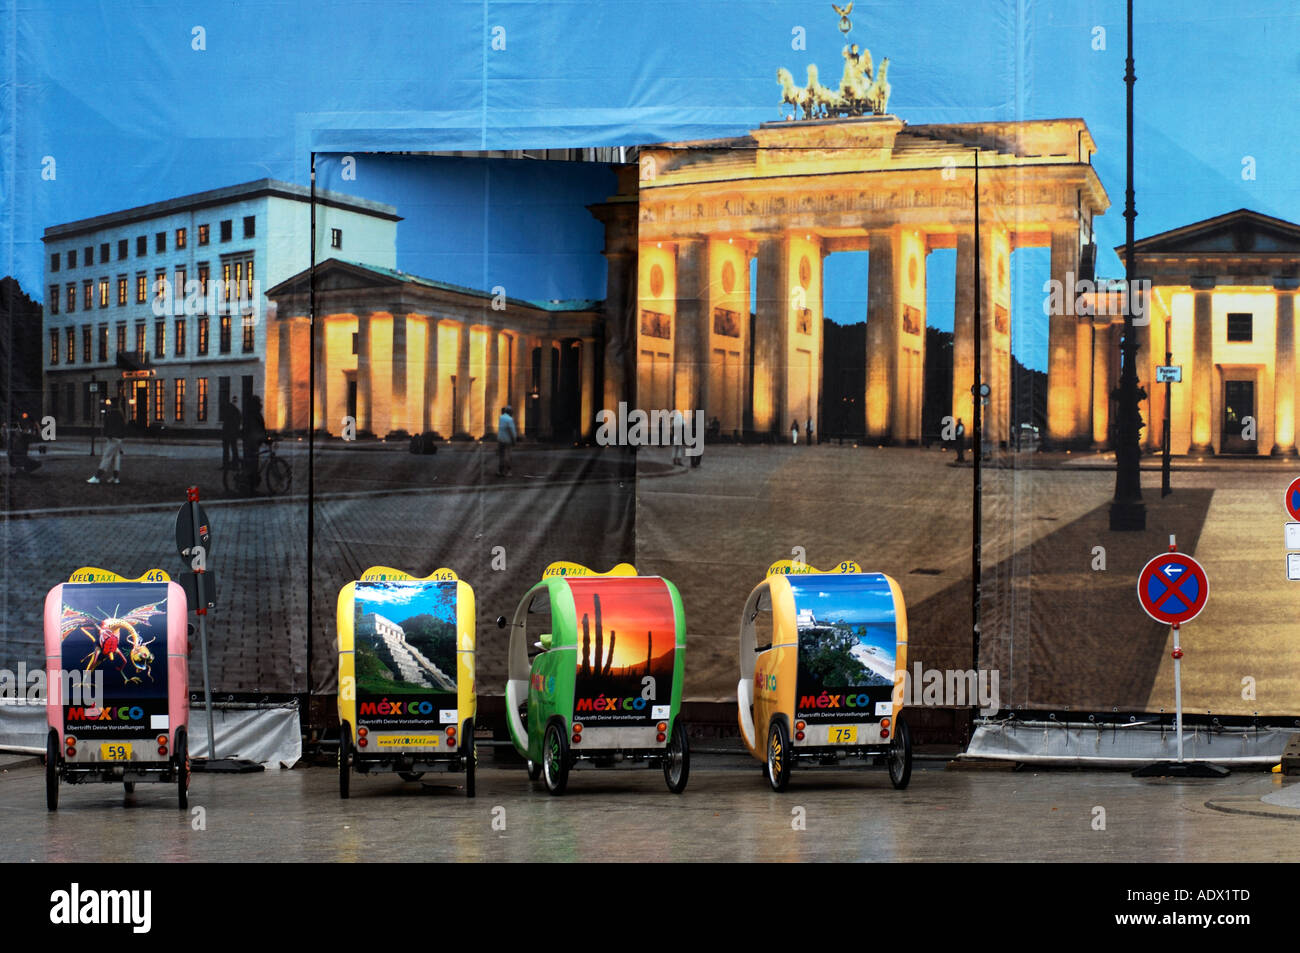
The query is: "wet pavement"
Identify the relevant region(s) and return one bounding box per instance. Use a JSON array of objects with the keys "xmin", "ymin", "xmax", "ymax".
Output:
[{"xmin": 3, "ymin": 755, "xmax": 1297, "ymax": 862}]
